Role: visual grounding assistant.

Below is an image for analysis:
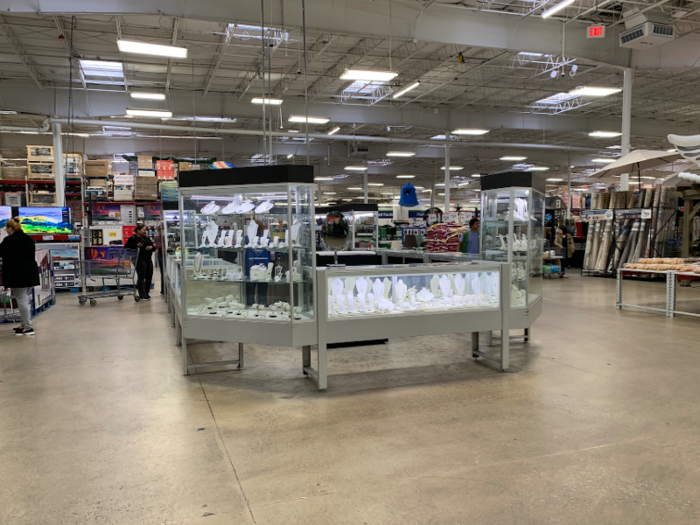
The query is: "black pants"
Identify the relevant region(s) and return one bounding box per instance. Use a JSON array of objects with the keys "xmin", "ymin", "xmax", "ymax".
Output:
[
  {"xmin": 157, "ymin": 254, "xmax": 164, "ymax": 293},
  {"xmin": 136, "ymin": 259, "xmax": 154, "ymax": 298},
  {"xmin": 246, "ymin": 282, "xmax": 268, "ymax": 306}
]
